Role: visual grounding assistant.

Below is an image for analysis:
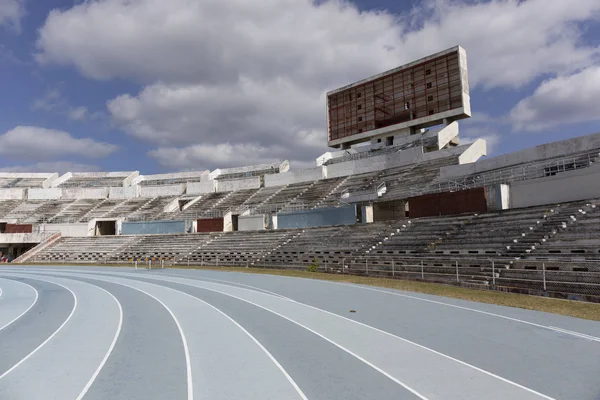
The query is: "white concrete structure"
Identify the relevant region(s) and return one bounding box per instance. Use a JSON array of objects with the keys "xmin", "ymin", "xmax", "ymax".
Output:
[
  {"xmin": 264, "ymin": 167, "xmax": 324, "ymax": 187},
  {"xmin": 216, "ymin": 177, "xmax": 261, "ymax": 192},
  {"xmin": 62, "ymin": 187, "xmax": 109, "ymax": 199},
  {"xmin": 440, "ymin": 131, "xmax": 600, "ymax": 180},
  {"xmin": 109, "ymin": 186, "xmax": 140, "ymax": 199},
  {"xmin": 38, "ymin": 223, "xmax": 89, "ymax": 237},
  {"xmin": 187, "ymin": 181, "xmax": 215, "ymax": 195},
  {"xmin": 28, "ymin": 188, "xmax": 62, "ymax": 200},
  {"xmin": 510, "ymin": 163, "xmax": 600, "ymax": 208},
  {"xmin": 0, "ymin": 189, "xmax": 25, "ymax": 200},
  {"xmin": 140, "ymin": 184, "xmax": 186, "ymax": 197}
]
